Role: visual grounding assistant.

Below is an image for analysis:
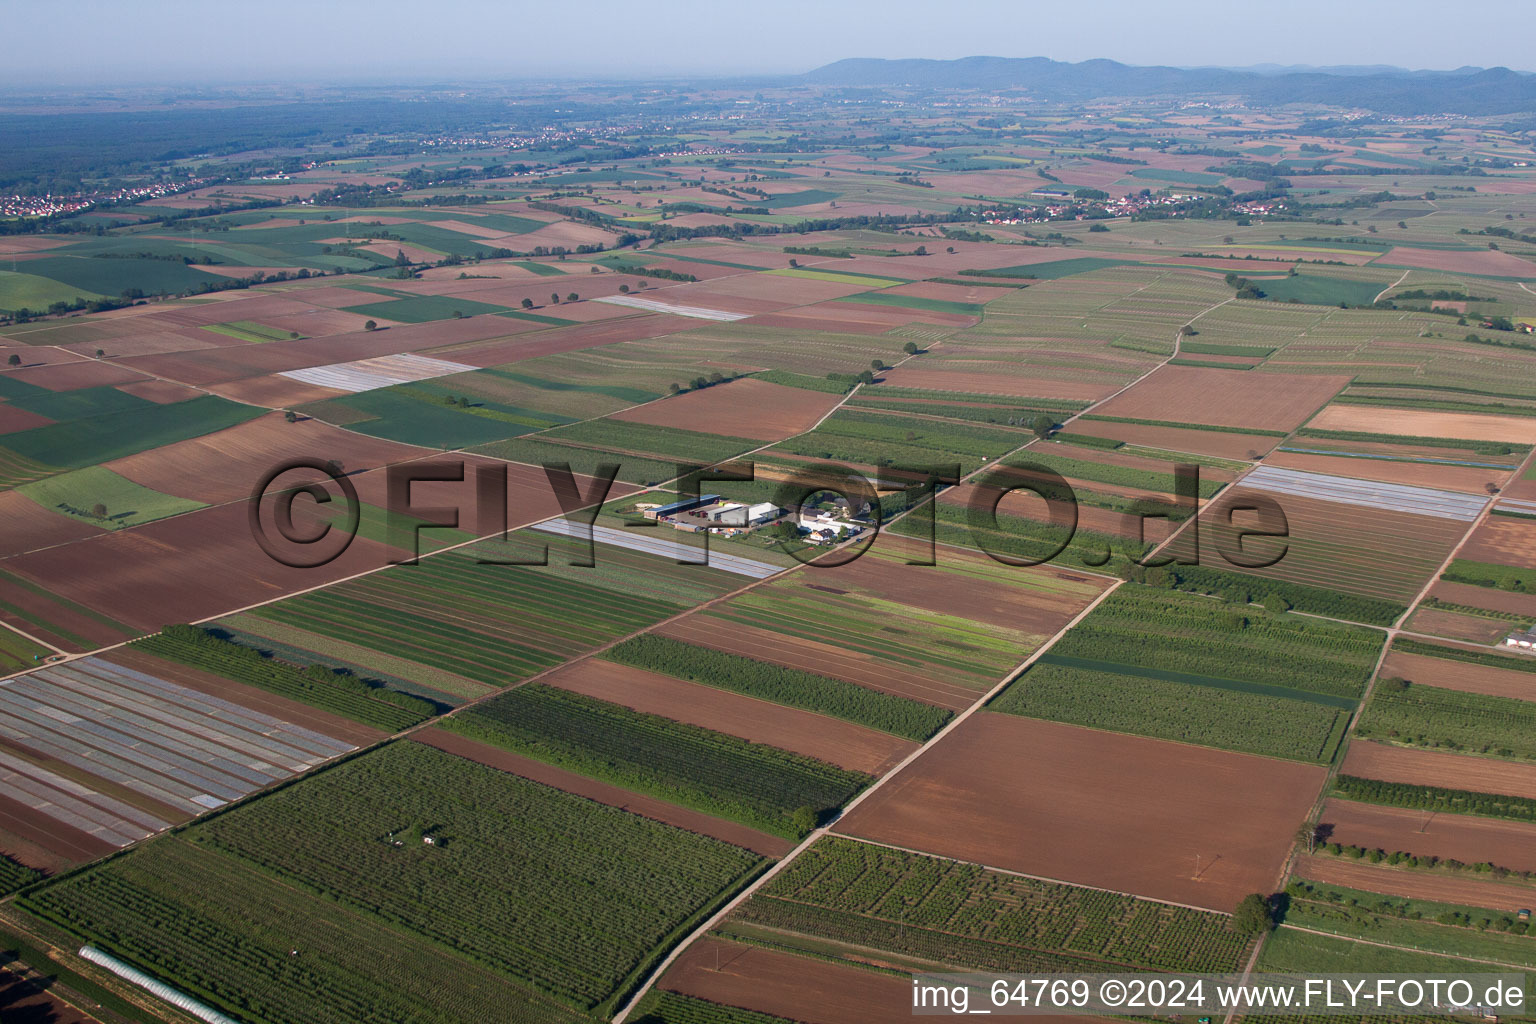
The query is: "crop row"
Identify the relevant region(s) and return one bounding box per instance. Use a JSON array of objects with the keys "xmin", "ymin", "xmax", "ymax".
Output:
[
  {"xmin": 992, "ymin": 661, "xmax": 1348, "ymax": 762},
  {"xmin": 445, "ymin": 684, "xmax": 870, "ymax": 838},
  {"xmin": 1124, "ymin": 562, "xmax": 1408, "ymax": 626},
  {"xmin": 537, "ymin": 419, "xmax": 759, "ymax": 465},
  {"xmin": 20, "ymin": 834, "xmax": 592, "ymax": 1024},
  {"xmin": 603, "ymin": 635, "xmax": 951, "ymax": 740},
  {"xmin": 134, "ymin": 626, "xmax": 434, "ymax": 732},
  {"xmin": 1334, "ymin": 775, "xmax": 1536, "ymax": 824},
  {"xmin": 1357, "ymin": 679, "xmax": 1536, "ymax": 762},
  {"xmin": 1052, "ymin": 584, "xmax": 1382, "ymax": 698},
  {"xmin": 1000, "ymin": 450, "xmax": 1227, "ymax": 498},
  {"xmin": 0, "ymin": 852, "xmax": 40, "ymax": 896},
  {"xmin": 910, "ymin": 502, "xmax": 1154, "ymax": 574},
  {"xmin": 746, "ymin": 837, "xmax": 1248, "ymax": 973}
]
